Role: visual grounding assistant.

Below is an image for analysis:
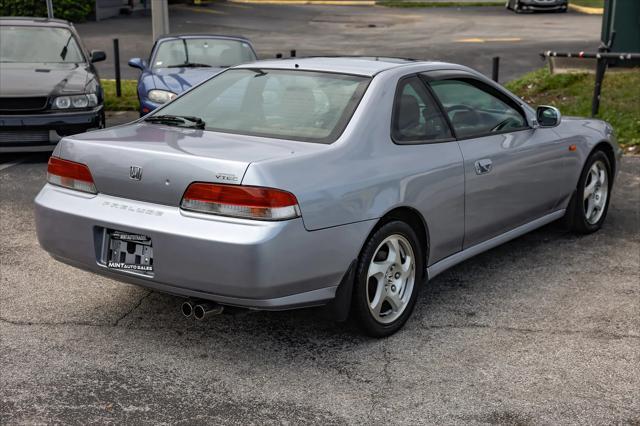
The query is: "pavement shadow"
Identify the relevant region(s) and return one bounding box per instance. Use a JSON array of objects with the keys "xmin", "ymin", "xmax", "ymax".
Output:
[
  {"xmin": 119, "ymin": 219, "xmax": 583, "ymax": 354},
  {"xmin": 0, "ymin": 152, "xmax": 51, "ymax": 166}
]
